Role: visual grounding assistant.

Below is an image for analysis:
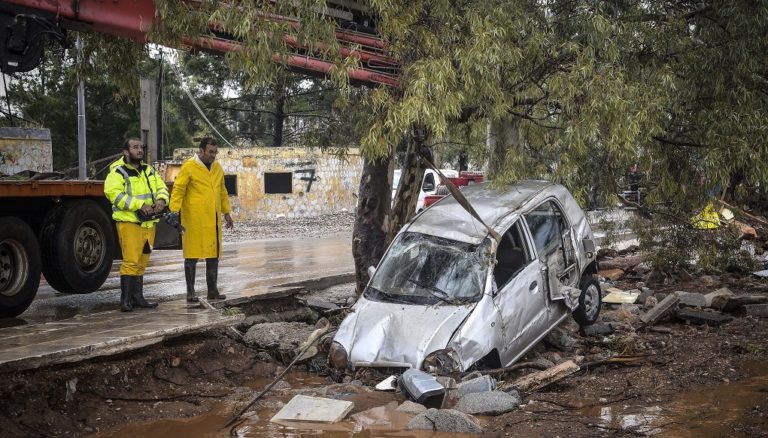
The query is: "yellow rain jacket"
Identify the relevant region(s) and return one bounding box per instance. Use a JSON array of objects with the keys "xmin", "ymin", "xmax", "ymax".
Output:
[
  {"xmin": 104, "ymin": 157, "xmax": 169, "ymax": 227},
  {"xmin": 169, "ymin": 154, "xmax": 231, "ymax": 259},
  {"xmin": 691, "ymin": 202, "xmax": 721, "ymax": 230}
]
